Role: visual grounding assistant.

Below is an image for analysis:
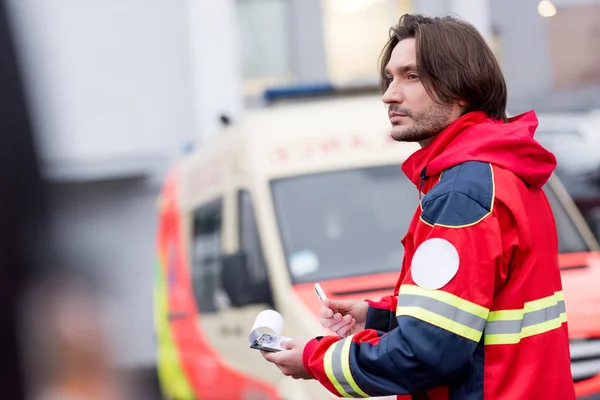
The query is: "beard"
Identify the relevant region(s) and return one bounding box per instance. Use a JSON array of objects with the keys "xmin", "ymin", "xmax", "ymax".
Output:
[{"xmin": 389, "ymin": 102, "xmax": 454, "ymax": 143}]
